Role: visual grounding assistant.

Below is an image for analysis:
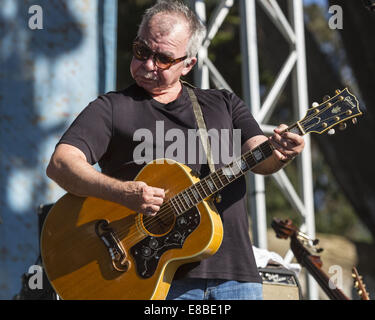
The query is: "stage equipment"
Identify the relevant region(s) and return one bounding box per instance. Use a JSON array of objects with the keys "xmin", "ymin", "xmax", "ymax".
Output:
[{"xmin": 259, "ymin": 264, "xmax": 302, "ymax": 300}]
